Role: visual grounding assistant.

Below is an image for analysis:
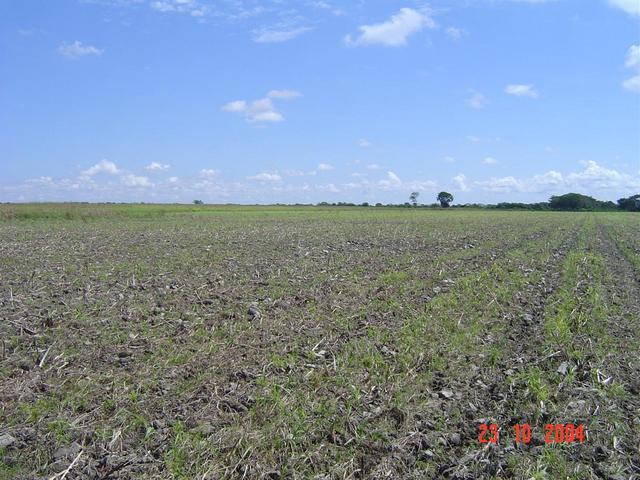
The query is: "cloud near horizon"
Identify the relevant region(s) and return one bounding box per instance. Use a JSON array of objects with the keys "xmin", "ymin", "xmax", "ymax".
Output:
[{"xmin": 4, "ymin": 160, "xmax": 638, "ymax": 203}]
